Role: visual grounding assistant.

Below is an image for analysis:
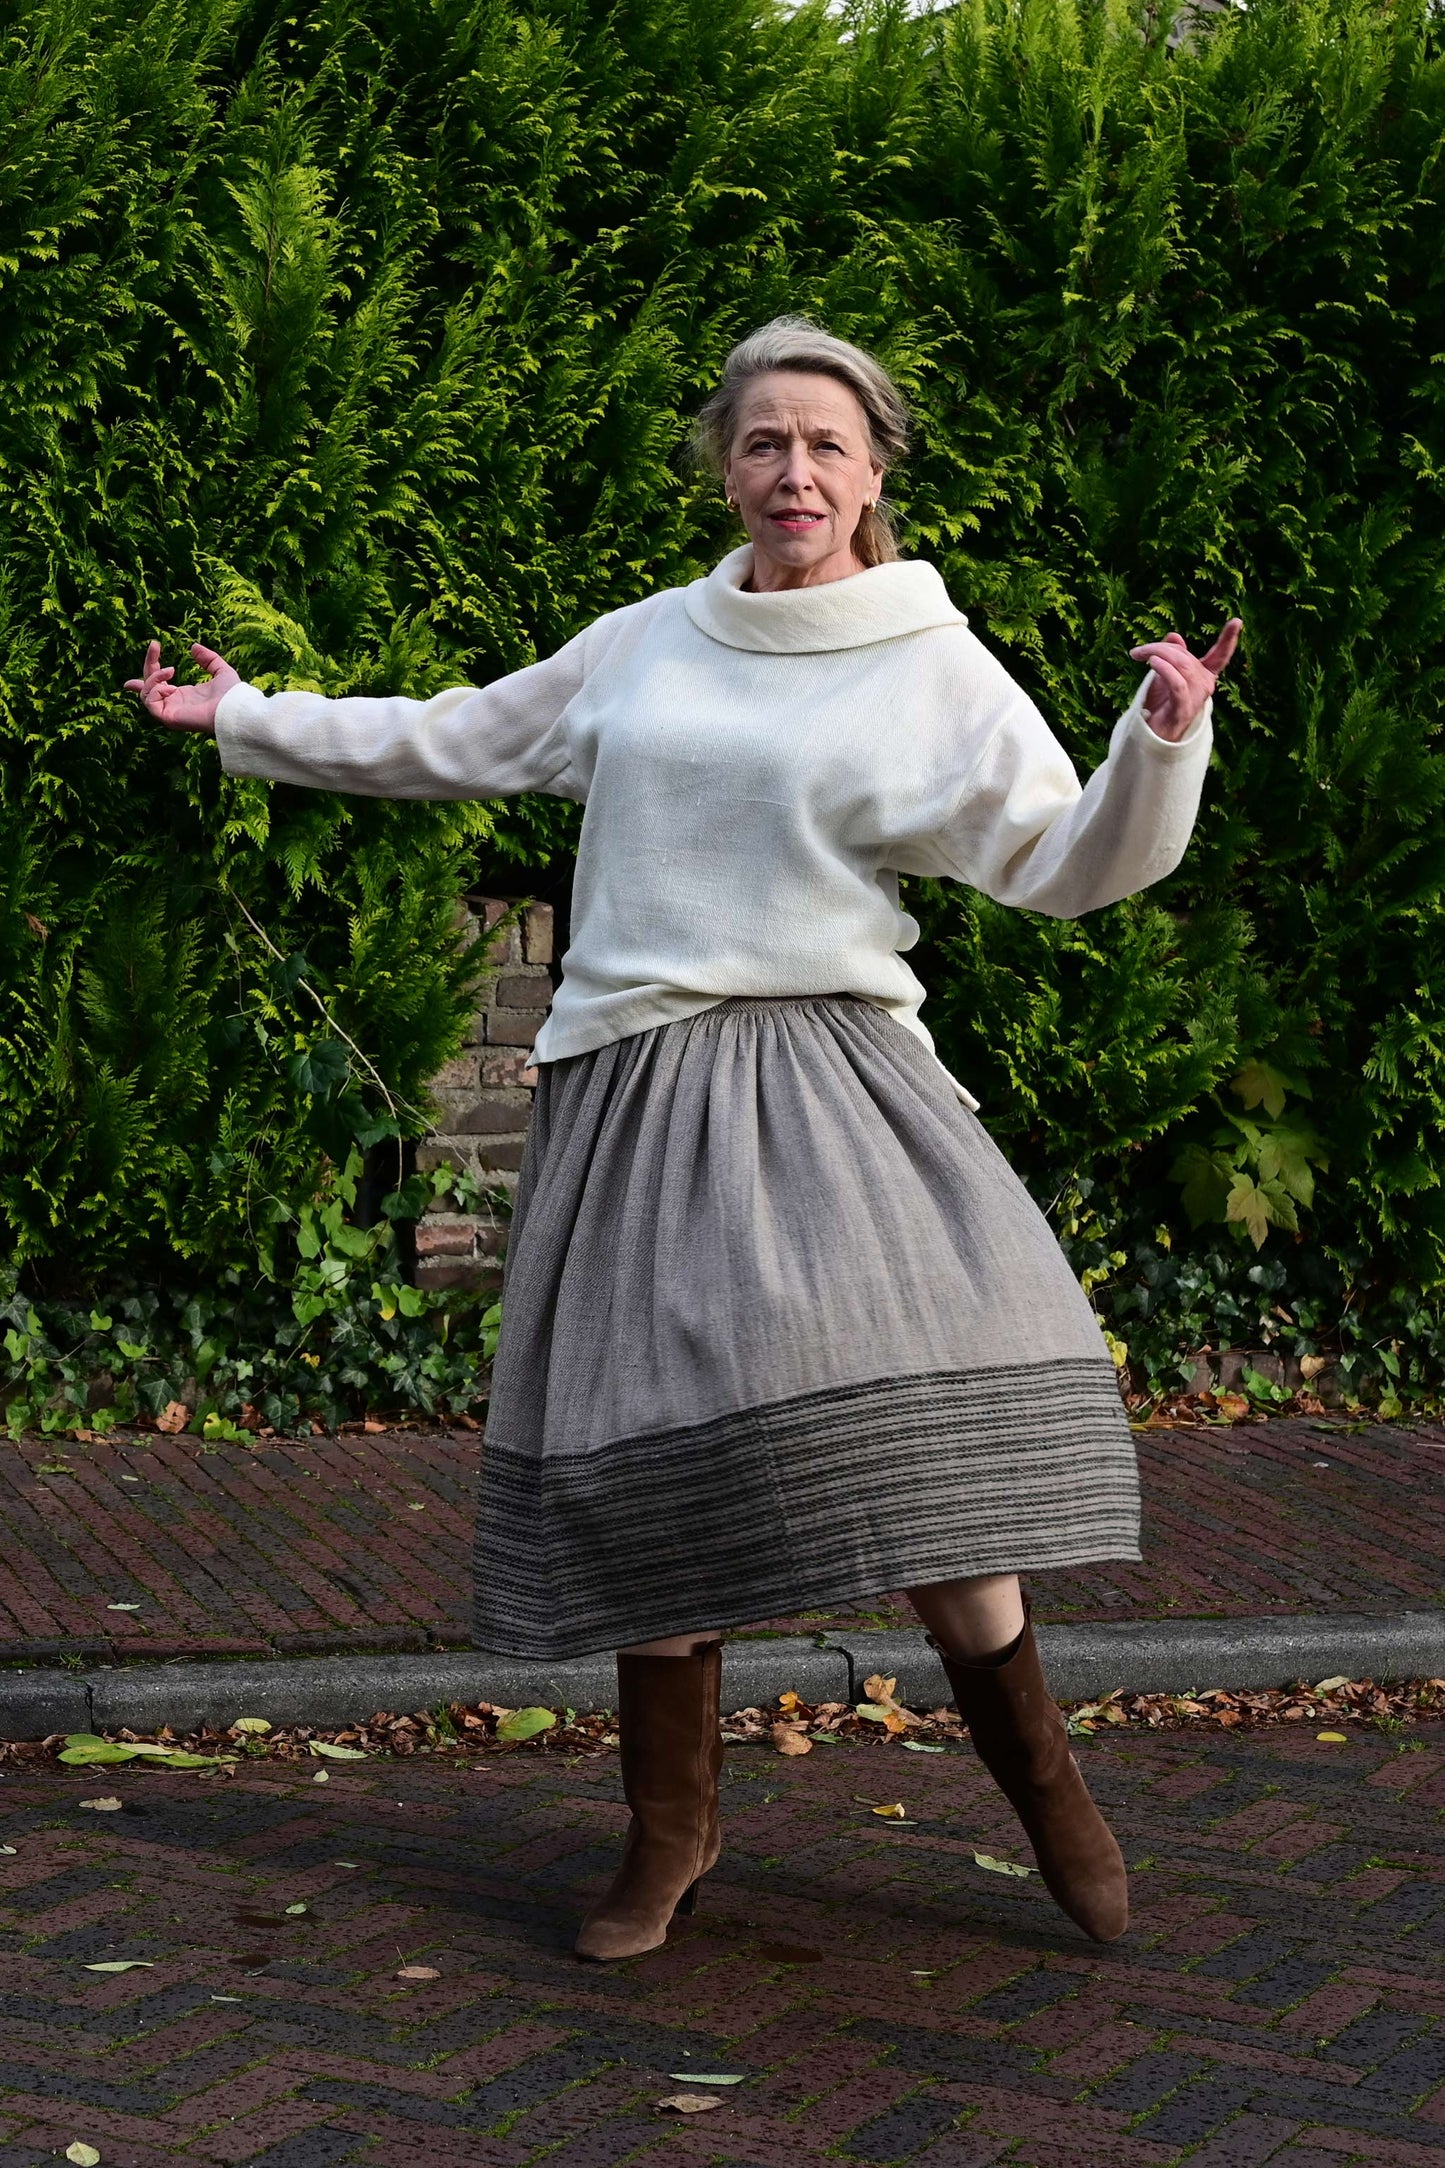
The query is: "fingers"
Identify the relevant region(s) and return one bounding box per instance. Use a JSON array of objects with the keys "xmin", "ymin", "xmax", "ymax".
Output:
[
  {"xmin": 1131, "ymin": 619, "xmax": 1243, "ymax": 677},
  {"xmin": 191, "ymin": 643, "xmax": 227, "ymax": 674},
  {"xmin": 124, "ymin": 665, "xmax": 173, "ymax": 698},
  {"xmin": 1199, "ymin": 617, "xmax": 1244, "ymax": 674},
  {"xmin": 1141, "ymin": 649, "xmax": 1193, "ymax": 699}
]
